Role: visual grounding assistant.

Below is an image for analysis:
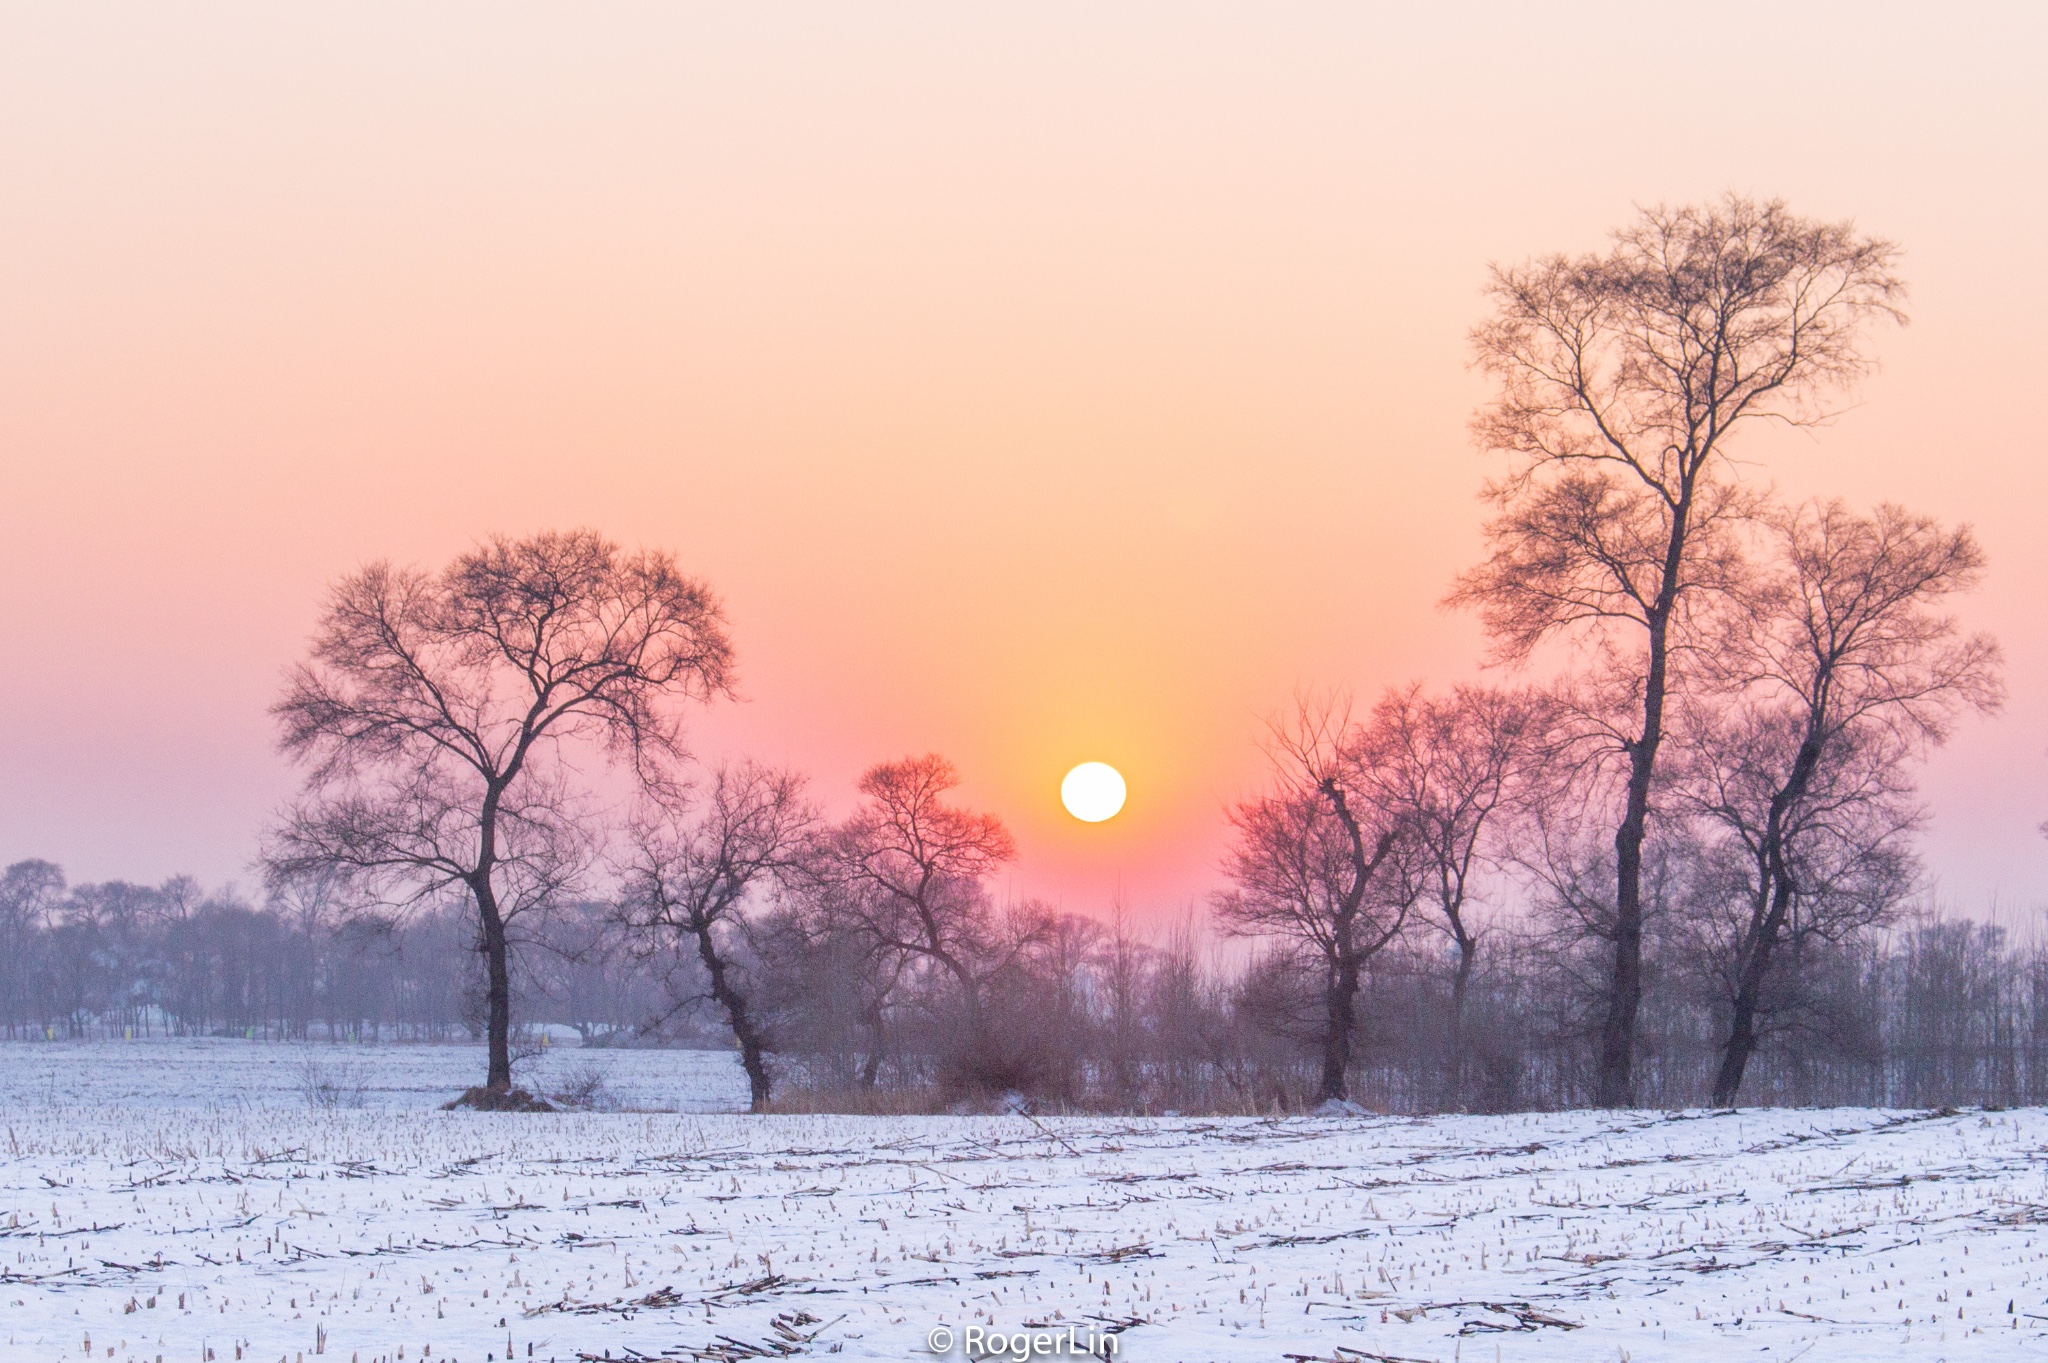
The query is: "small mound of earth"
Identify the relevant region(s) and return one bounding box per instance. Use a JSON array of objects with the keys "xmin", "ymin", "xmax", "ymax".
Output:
[{"xmin": 442, "ymin": 1086, "xmax": 557, "ymax": 1113}]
